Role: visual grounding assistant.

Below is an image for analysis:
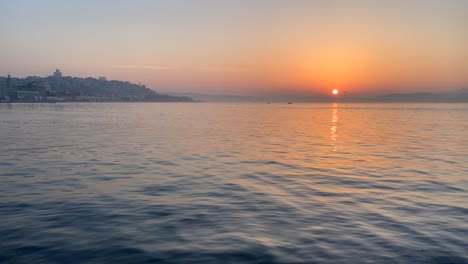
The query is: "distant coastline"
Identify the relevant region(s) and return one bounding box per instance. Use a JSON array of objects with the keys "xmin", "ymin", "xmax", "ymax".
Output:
[
  {"xmin": 164, "ymin": 90, "xmax": 468, "ymax": 103},
  {"xmin": 0, "ymin": 70, "xmax": 193, "ymax": 103},
  {"xmin": 266, "ymin": 90, "xmax": 468, "ymax": 103},
  {"xmin": 2, "ymin": 71, "xmax": 467, "ymax": 104}
]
